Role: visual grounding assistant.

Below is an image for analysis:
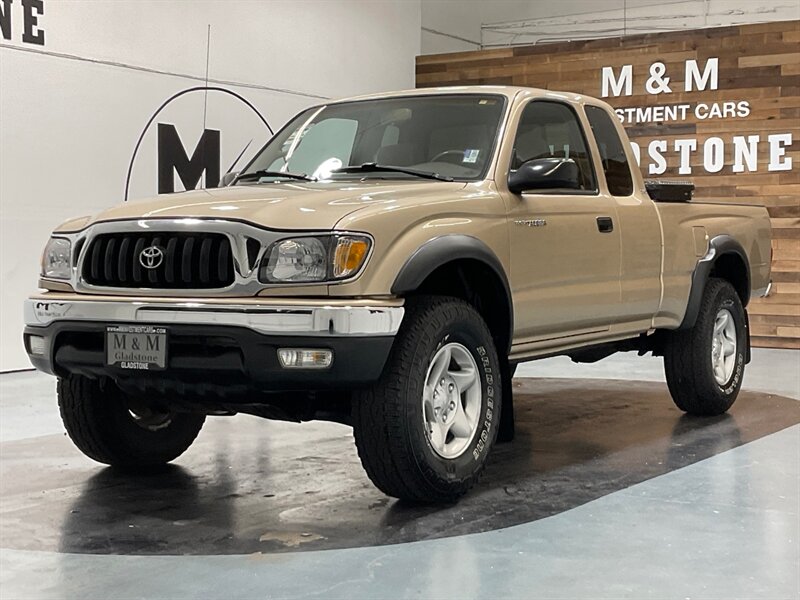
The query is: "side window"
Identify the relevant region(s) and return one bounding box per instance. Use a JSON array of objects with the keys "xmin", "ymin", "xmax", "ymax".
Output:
[
  {"xmin": 511, "ymin": 101, "xmax": 597, "ymax": 192},
  {"xmin": 585, "ymin": 105, "xmax": 634, "ymax": 196}
]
